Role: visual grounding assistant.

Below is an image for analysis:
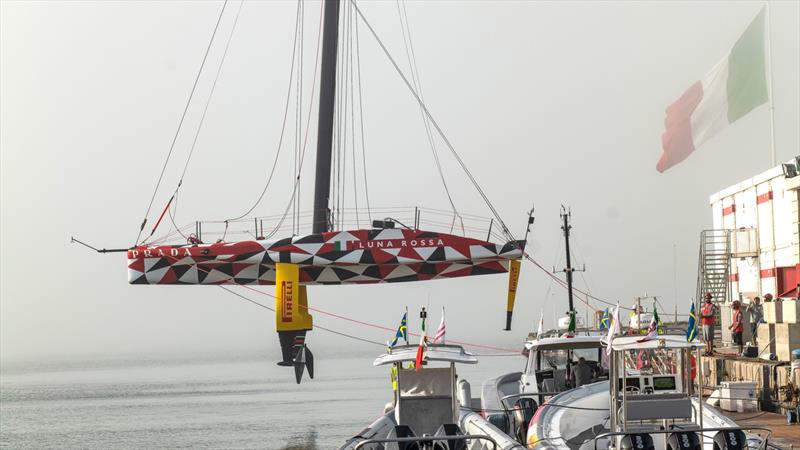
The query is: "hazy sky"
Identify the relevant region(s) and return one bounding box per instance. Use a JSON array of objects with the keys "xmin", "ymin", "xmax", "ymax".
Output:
[{"xmin": 2, "ymin": 0, "xmax": 798, "ymax": 362}]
